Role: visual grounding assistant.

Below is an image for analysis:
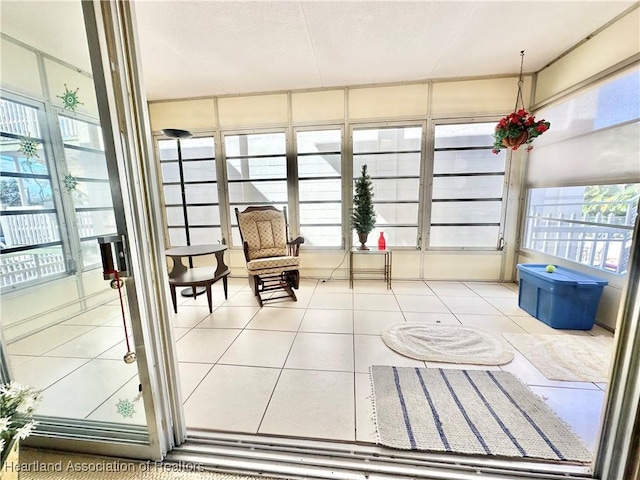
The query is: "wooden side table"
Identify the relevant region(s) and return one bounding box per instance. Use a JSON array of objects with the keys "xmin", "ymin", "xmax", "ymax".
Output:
[
  {"xmin": 165, "ymin": 244, "xmax": 230, "ymax": 313},
  {"xmin": 349, "ymin": 248, "xmax": 392, "ymax": 289}
]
